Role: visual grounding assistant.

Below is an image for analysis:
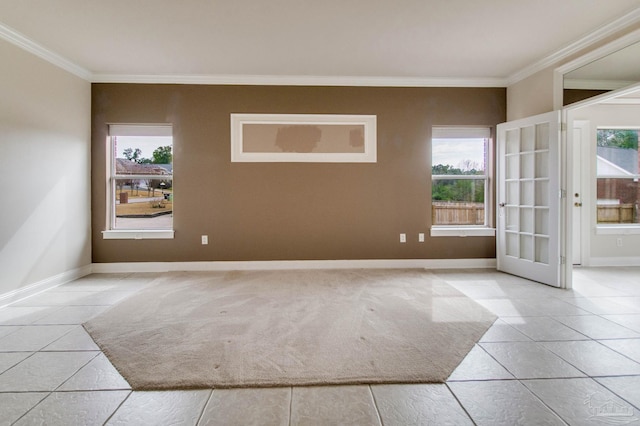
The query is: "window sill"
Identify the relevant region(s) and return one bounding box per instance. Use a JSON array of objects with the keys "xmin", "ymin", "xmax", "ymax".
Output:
[
  {"xmin": 430, "ymin": 227, "xmax": 496, "ymax": 237},
  {"xmin": 595, "ymin": 225, "xmax": 640, "ymax": 235},
  {"xmin": 102, "ymin": 230, "xmax": 174, "ymax": 240}
]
